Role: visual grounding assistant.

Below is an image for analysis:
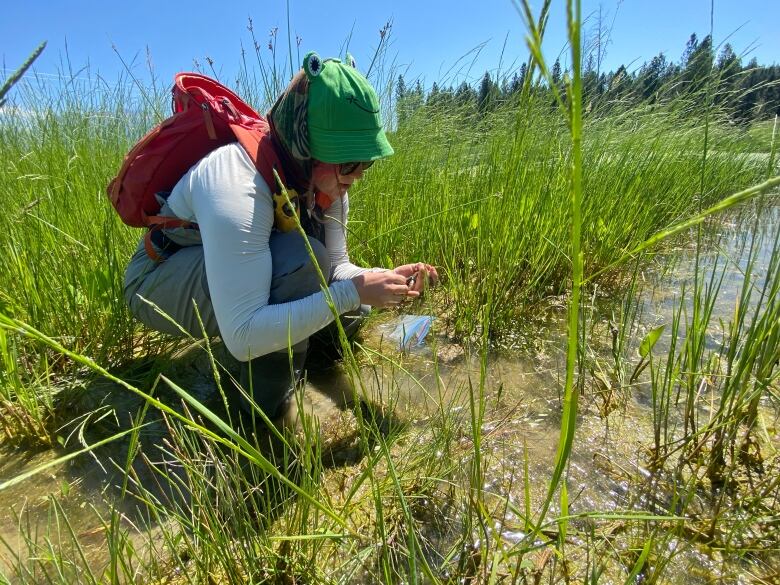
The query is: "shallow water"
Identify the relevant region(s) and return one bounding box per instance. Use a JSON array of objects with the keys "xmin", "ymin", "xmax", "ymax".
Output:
[{"xmin": 1, "ymin": 200, "xmax": 778, "ymax": 583}]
